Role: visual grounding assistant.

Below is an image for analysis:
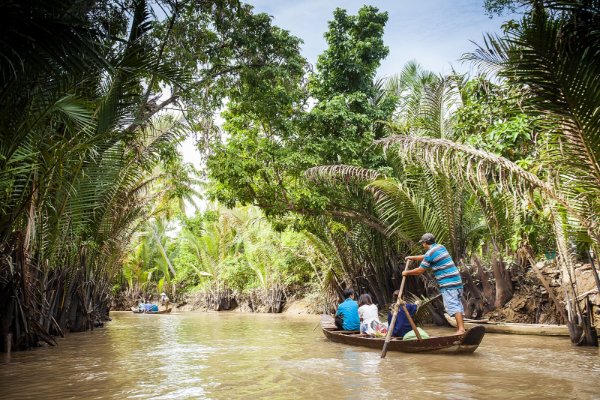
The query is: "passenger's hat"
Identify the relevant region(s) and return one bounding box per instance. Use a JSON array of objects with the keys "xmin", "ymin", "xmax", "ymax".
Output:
[{"xmin": 418, "ymin": 233, "xmax": 436, "ymax": 244}]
